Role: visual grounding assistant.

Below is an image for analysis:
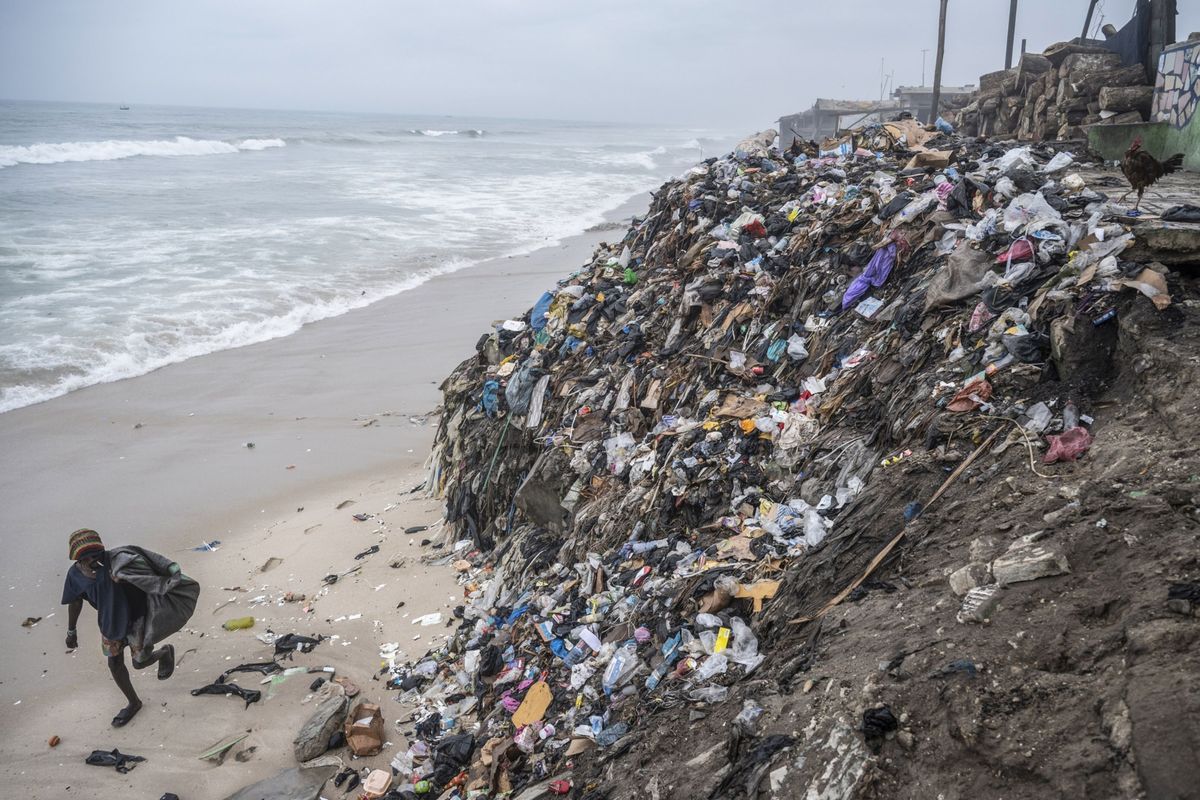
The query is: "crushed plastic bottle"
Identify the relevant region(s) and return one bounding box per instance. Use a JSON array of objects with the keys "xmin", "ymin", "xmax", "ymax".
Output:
[{"xmin": 734, "ymin": 698, "xmax": 765, "ymax": 734}]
